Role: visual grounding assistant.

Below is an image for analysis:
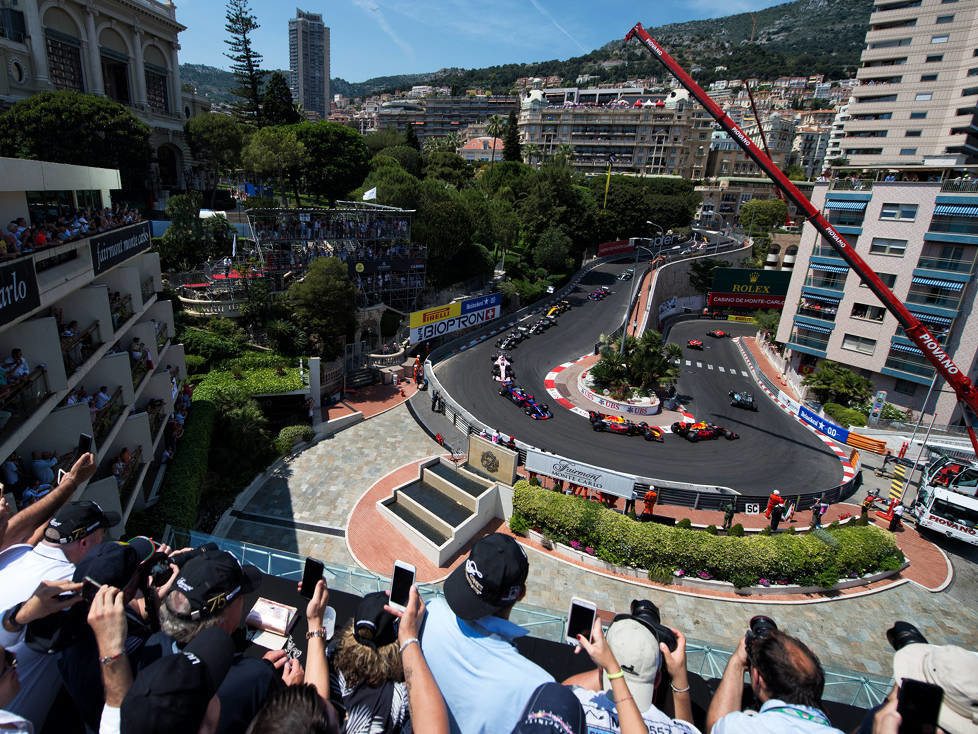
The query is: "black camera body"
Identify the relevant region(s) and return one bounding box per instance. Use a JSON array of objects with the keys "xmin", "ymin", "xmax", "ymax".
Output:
[
  {"xmin": 149, "ymin": 542, "xmax": 219, "ymax": 588},
  {"xmin": 886, "ymin": 621, "xmax": 928, "ymax": 651},
  {"xmin": 614, "ymin": 599, "xmax": 678, "ymax": 652},
  {"xmin": 745, "ymin": 615, "xmax": 778, "ymax": 661}
]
